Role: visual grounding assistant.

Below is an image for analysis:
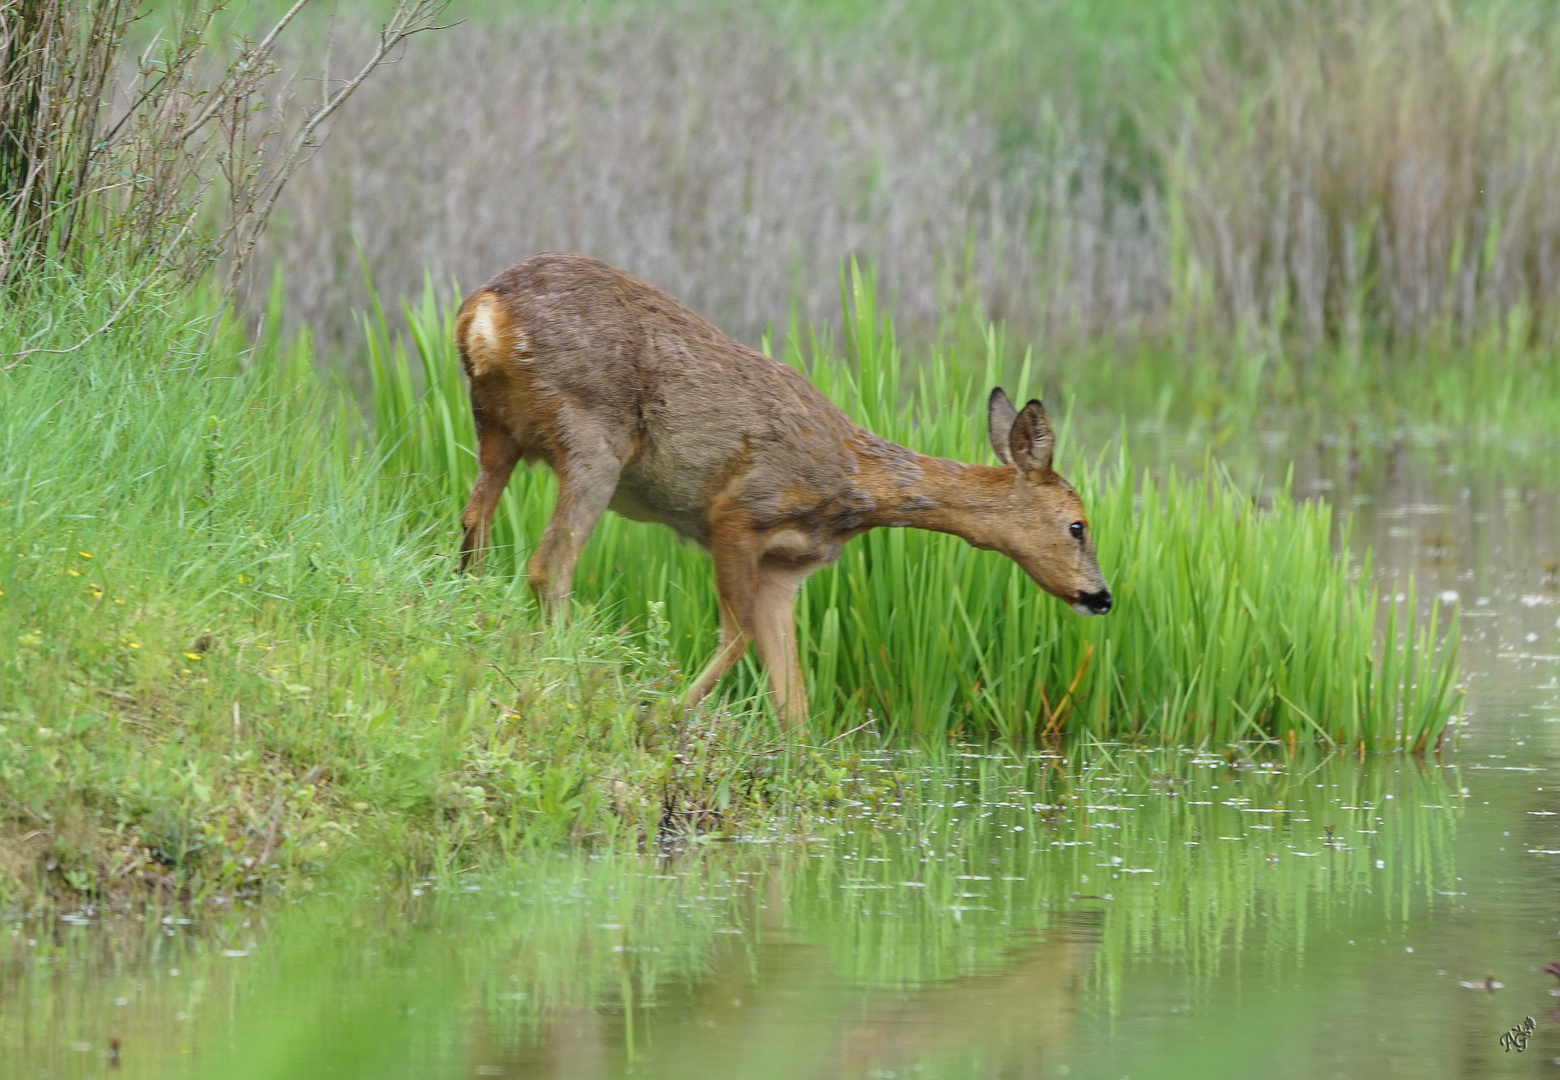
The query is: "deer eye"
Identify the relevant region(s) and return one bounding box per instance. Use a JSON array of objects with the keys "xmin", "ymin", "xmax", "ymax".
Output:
[{"xmin": 1069, "ymin": 521, "xmax": 1085, "ymax": 541}]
